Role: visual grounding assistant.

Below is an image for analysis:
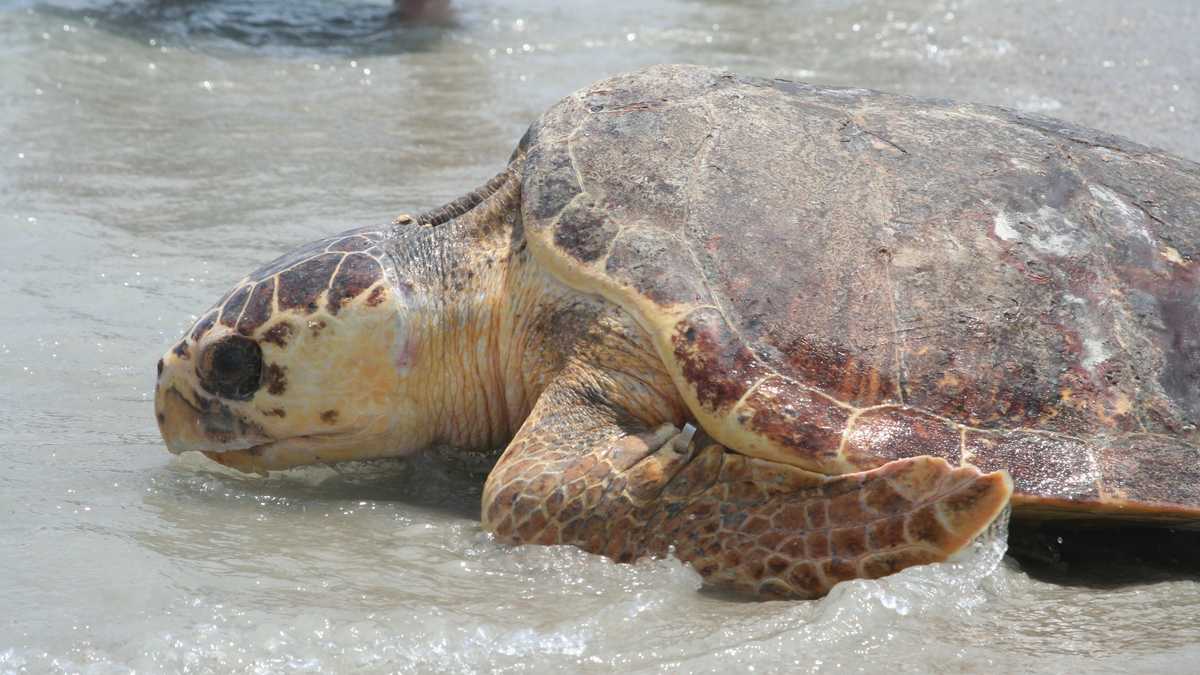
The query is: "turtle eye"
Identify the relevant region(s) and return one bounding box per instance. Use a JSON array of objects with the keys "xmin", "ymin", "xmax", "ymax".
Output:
[{"xmin": 199, "ymin": 335, "xmax": 263, "ymax": 401}]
